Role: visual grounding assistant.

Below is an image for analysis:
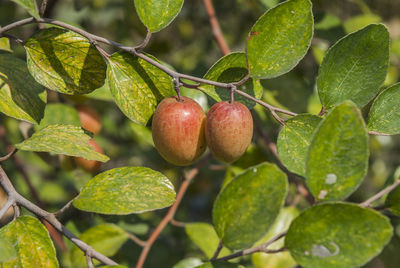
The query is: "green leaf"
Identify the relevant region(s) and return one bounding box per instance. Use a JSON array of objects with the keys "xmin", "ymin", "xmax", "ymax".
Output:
[
  {"xmin": 12, "ymin": 0, "xmax": 40, "ymax": 19},
  {"xmin": 107, "ymin": 51, "xmax": 175, "ymax": 125},
  {"xmin": 25, "ymin": 27, "xmax": 107, "ymax": 95},
  {"xmin": 185, "ymin": 223, "xmax": 230, "ymax": 259},
  {"xmin": 71, "ymin": 224, "xmax": 128, "ymax": 268},
  {"xmin": 343, "ymin": 14, "xmax": 381, "ymax": 34},
  {"xmin": 317, "ymin": 24, "xmax": 389, "ymax": 109},
  {"xmin": 385, "ymin": 184, "xmax": 400, "ymax": 217},
  {"xmin": 0, "ymin": 37, "xmax": 12, "ymax": 52},
  {"xmin": 314, "ymin": 13, "xmax": 341, "ymax": 30},
  {"xmin": 134, "ymin": 0, "xmax": 184, "ymax": 32},
  {"xmin": 0, "ymin": 238, "xmax": 16, "ymax": 262},
  {"xmin": 367, "ymin": 83, "xmax": 400, "ymax": 135},
  {"xmin": 85, "ymin": 81, "xmax": 114, "ymax": 101},
  {"xmin": 173, "ymin": 258, "xmax": 203, "ymax": 268},
  {"xmin": 277, "ymin": 114, "xmax": 322, "ymax": 177},
  {"xmin": 196, "ymin": 263, "xmax": 242, "ymax": 268},
  {"xmin": 0, "ymin": 216, "xmax": 58, "ymax": 267},
  {"xmin": 247, "ymin": 0, "xmax": 313, "ymax": 79},
  {"xmin": 213, "ymin": 162, "xmax": 288, "ymax": 249},
  {"xmin": 73, "ymin": 167, "xmax": 176, "ymax": 214},
  {"xmin": 35, "ymin": 103, "xmax": 81, "ymax": 131},
  {"xmin": 15, "ymin": 125, "xmax": 109, "ymax": 162},
  {"xmin": 252, "ymin": 207, "xmax": 299, "ymax": 268},
  {"xmin": 200, "ymin": 52, "xmax": 263, "ymax": 109},
  {"xmin": 0, "ymin": 53, "xmax": 46, "ymax": 124},
  {"xmin": 285, "ymin": 203, "xmax": 393, "ymax": 268},
  {"xmin": 306, "ymin": 101, "xmax": 368, "ymax": 201}
]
